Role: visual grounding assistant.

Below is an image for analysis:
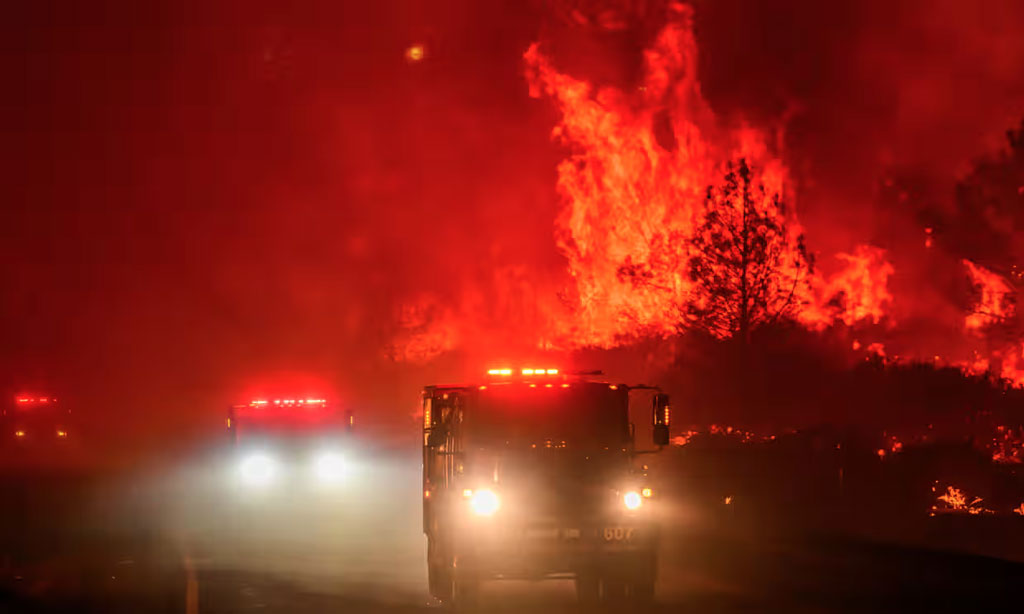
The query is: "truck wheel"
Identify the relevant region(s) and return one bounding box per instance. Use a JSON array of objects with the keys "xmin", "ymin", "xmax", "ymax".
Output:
[
  {"xmin": 601, "ymin": 577, "xmax": 627, "ymax": 606},
  {"xmin": 450, "ymin": 574, "xmax": 480, "ymax": 612},
  {"xmin": 575, "ymin": 570, "xmax": 600, "ymax": 606},
  {"xmin": 629, "ymin": 579, "xmax": 655, "ymax": 605},
  {"xmin": 428, "ymin": 561, "xmax": 452, "ymax": 602},
  {"xmin": 427, "ymin": 538, "xmax": 453, "ymax": 602},
  {"xmin": 629, "ymin": 553, "xmax": 656, "ymax": 606}
]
